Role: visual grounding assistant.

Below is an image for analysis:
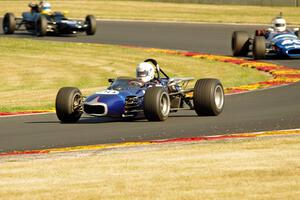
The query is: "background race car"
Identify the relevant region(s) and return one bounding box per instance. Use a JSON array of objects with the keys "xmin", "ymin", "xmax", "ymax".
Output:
[
  {"xmin": 55, "ymin": 59, "xmax": 225, "ymax": 122},
  {"xmin": 2, "ymin": 3, "xmax": 96, "ymax": 36},
  {"xmin": 232, "ymin": 27, "xmax": 300, "ymax": 59}
]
